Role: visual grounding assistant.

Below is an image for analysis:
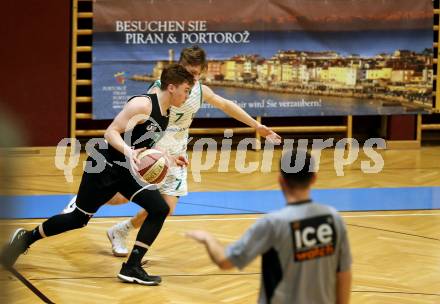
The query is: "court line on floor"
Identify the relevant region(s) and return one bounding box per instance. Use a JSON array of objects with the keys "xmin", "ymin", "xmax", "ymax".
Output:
[
  {"xmin": 5, "ymin": 266, "xmax": 54, "ymax": 303},
  {"xmin": 178, "ymin": 201, "xmax": 262, "ymax": 213},
  {"xmin": 0, "ymin": 272, "xmax": 261, "ymax": 282},
  {"xmin": 4, "ymin": 273, "xmax": 440, "ymax": 297},
  {"xmin": 352, "ymin": 290, "xmax": 440, "ymax": 297},
  {"xmin": 347, "ymin": 223, "xmax": 440, "ymax": 241},
  {"xmin": 2, "ymin": 212, "xmax": 440, "ymax": 226}
]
